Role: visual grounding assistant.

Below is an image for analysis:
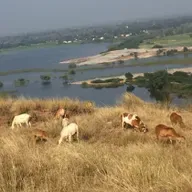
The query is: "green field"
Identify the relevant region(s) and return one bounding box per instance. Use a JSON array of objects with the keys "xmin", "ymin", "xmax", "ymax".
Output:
[{"xmin": 140, "ymin": 33, "xmax": 192, "ymax": 49}]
